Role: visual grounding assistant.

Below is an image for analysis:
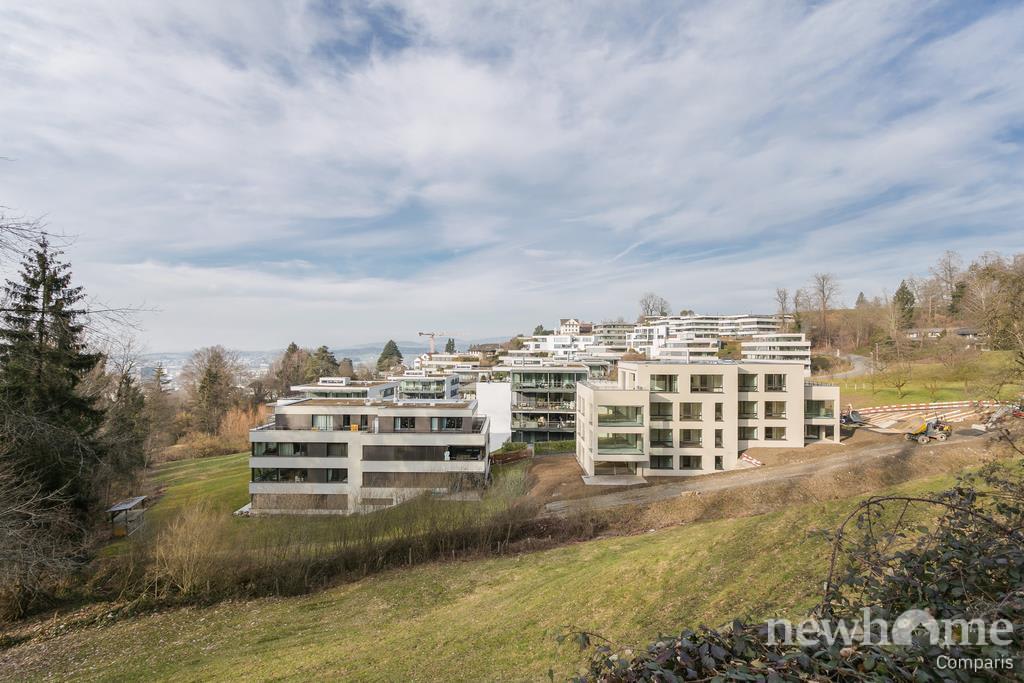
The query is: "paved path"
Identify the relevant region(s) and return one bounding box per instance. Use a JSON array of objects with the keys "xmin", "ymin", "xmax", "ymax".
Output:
[
  {"xmin": 542, "ymin": 432, "xmax": 983, "ymax": 517},
  {"xmin": 832, "ymin": 353, "xmax": 871, "ymax": 379}
]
